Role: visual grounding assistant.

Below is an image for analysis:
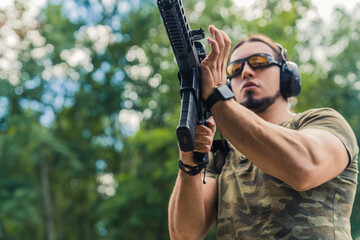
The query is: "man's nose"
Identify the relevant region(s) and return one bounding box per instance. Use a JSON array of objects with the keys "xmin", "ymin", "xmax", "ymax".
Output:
[{"xmin": 241, "ymin": 62, "xmax": 255, "ymax": 80}]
